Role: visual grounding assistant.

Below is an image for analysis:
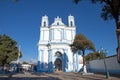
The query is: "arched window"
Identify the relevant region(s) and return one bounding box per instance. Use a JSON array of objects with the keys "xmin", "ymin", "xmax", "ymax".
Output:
[
  {"xmin": 57, "ymin": 22, "xmax": 59, "ymax": 25},
  {"xmin": 55, "ymin": 51, "xmax": 62, "ymax": 57},
  {"xmin": 44, "ymin": 21, "xmax": 46, "ymax": 27},
  {"xmin": 70, "ymin": 21, "xmax": 73, "ymax": 26}
]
